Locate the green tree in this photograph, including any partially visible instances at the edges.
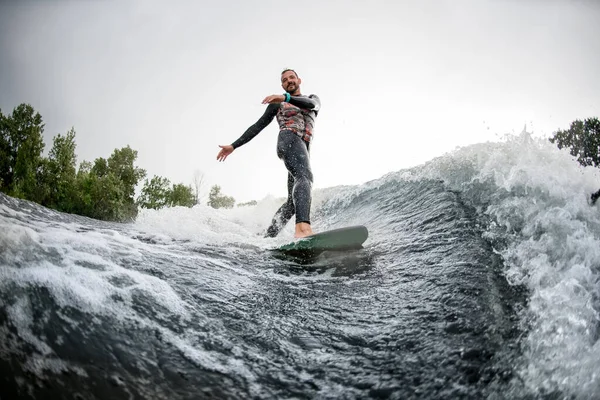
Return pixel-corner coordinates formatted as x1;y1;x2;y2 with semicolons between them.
137;175;171;210
550;117;600;167
237;200;257;207
73;160;94;215
75;146;146;222
92;157;109;178
0;103;153;222
33;158;53;207
75;166;135;222
207;185;235;209
138;177;196;210
0;104;45;200
87;173;125;221
46;127;77;211
169;183;195;208
107;146;146;201
0;110;9;190
94;146;146;221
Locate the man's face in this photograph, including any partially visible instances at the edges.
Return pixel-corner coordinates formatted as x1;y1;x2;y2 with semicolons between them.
281;71;301;94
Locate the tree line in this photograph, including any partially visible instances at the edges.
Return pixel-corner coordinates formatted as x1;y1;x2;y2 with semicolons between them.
549;117;600;167
549;116;600;203
0;103;246;222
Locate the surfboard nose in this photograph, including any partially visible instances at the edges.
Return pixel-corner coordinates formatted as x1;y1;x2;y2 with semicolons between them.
271;225;369;259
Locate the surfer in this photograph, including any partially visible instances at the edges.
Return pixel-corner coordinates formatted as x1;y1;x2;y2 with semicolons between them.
216;69;321;239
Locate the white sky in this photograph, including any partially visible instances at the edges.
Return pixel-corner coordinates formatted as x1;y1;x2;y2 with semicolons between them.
1;0;599;203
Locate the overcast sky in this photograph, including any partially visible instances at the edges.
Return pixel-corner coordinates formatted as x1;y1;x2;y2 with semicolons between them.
1;0;599;202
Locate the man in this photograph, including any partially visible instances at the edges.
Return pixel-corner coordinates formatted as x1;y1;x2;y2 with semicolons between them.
216;69;321;238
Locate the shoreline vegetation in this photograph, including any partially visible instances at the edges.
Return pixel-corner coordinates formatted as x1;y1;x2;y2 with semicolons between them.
0;103;244;222
1;103;597;222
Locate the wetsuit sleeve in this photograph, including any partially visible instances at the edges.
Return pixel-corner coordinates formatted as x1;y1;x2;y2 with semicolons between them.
289;94;321;113
231;103;279;149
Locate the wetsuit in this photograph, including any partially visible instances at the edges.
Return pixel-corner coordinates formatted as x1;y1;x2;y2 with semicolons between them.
231;94;321;237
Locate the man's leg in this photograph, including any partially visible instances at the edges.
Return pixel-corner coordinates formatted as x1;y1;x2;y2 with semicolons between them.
264;173;295;238
278;136;313;238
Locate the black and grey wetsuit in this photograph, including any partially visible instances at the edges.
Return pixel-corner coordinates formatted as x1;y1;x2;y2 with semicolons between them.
231;94;321;237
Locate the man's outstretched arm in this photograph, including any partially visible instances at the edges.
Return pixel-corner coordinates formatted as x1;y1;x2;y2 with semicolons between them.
217;103;278;162
232;103;279;149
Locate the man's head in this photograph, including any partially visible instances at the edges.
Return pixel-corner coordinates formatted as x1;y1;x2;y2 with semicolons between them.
281;69;301;95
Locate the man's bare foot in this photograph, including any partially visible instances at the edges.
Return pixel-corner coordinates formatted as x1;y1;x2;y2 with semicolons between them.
294;222;313;238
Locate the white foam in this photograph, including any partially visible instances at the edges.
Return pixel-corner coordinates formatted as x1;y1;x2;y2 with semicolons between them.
135;199;276;245
412;131;600;396
133;190;351;249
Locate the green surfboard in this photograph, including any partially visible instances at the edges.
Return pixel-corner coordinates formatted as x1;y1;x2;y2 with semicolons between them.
271;225;368;258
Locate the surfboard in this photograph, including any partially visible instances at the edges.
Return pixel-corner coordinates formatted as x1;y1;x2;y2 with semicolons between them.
271;225;368;258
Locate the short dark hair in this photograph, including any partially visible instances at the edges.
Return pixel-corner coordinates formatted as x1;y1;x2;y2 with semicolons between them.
281;69;298;79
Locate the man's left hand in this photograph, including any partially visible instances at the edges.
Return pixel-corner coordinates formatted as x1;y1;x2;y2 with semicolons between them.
262;94;286;104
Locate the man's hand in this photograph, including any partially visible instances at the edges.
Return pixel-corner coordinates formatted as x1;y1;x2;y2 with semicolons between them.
262;94;286;104
217;145;234;162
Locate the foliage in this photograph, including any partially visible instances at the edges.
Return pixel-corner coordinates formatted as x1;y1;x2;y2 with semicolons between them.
0;104;45;201
0;103;213;220
169;183;196;208
107;146;146;201
550;117;600;167
138;176;171;210
71;151;145;221
237;200;257;207
92;157;109;178
207;185;235;209
75;170;126;221
0;110;8;189
76;147;146;221
46;128;77;211
137;176;196;210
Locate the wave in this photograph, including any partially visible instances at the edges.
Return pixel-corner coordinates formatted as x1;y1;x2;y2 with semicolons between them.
1;132;598;399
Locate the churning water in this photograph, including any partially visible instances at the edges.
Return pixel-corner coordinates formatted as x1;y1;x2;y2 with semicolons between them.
1;132;599;399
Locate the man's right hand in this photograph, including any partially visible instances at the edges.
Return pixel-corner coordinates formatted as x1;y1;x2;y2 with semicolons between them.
217;145;234;162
